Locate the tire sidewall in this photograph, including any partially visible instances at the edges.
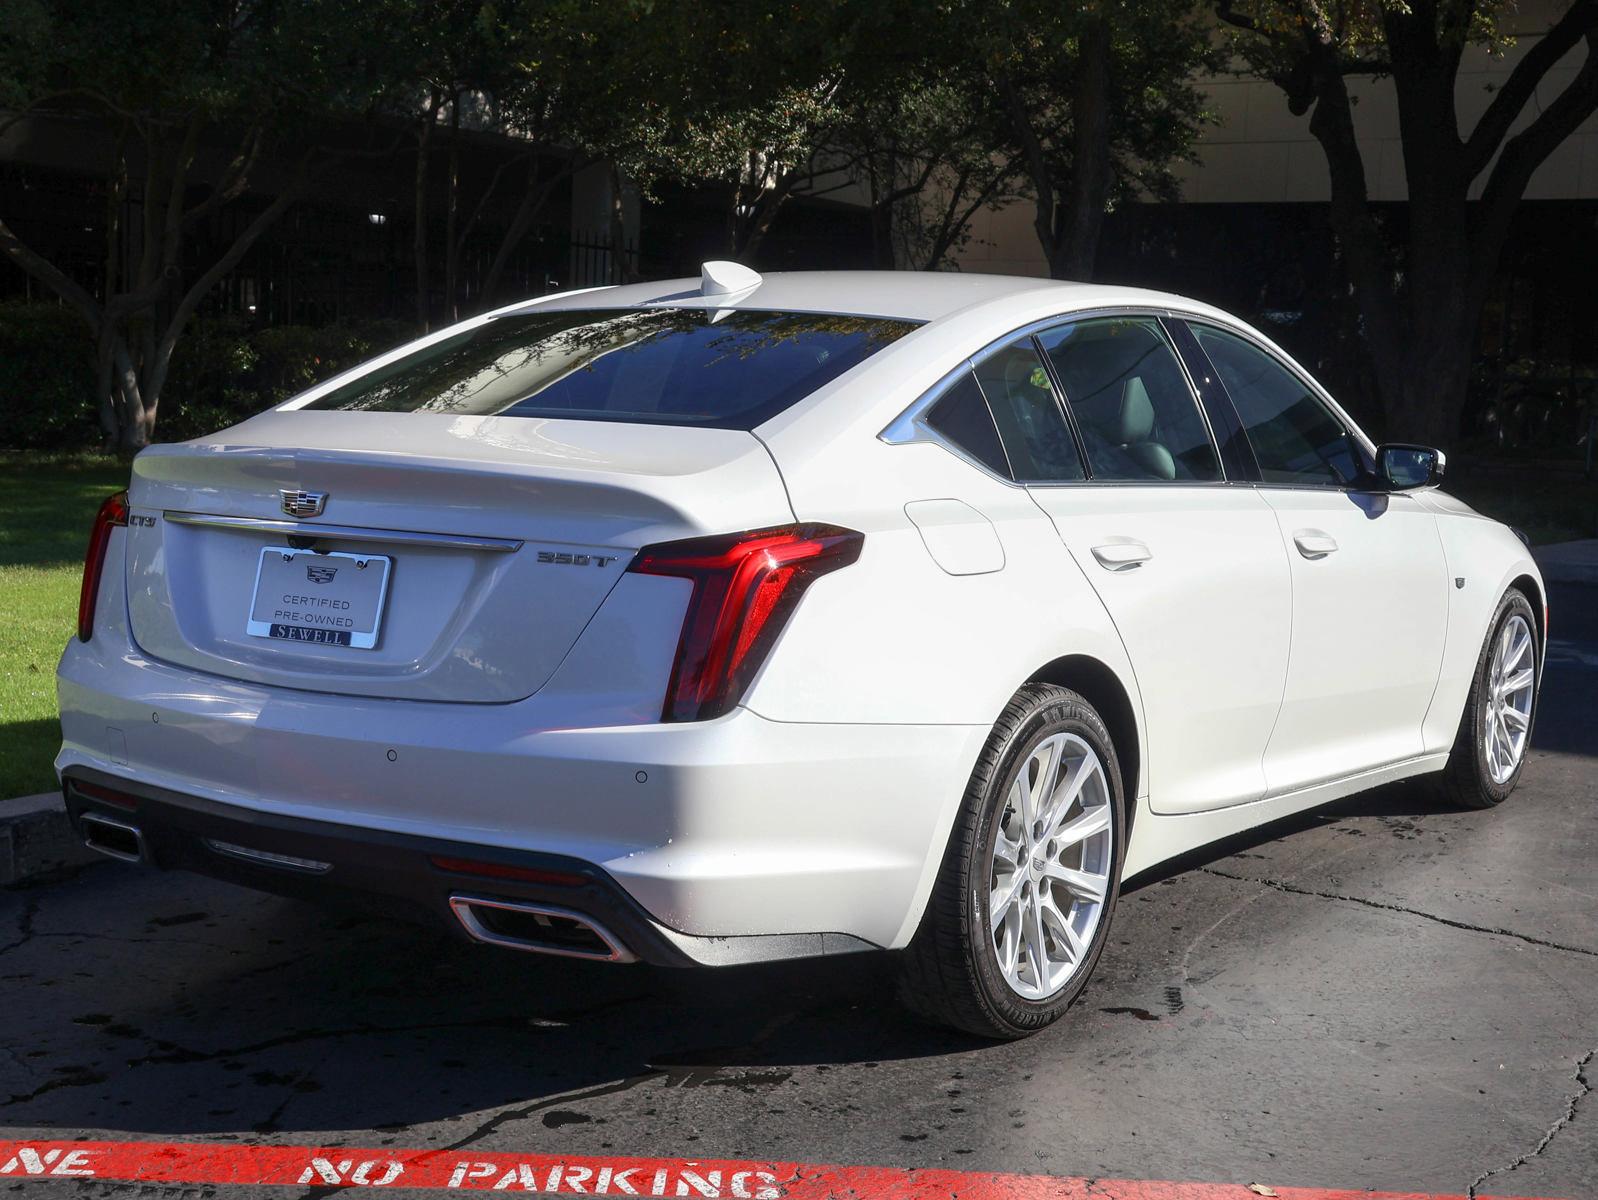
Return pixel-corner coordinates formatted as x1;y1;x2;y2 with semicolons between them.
965;692;1126;1034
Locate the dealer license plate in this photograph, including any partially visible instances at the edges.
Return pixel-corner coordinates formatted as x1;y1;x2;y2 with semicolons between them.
246;547;392;649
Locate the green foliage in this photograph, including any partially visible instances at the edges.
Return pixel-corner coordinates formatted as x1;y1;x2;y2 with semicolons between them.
969;0;1218;204
0;306;410;450
158;319;413;443
0;455;131;798
0;304;97;451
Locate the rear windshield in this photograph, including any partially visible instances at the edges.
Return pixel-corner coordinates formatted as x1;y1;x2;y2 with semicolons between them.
301;308;917;429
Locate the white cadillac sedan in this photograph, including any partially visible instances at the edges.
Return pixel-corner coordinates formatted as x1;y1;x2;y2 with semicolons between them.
58;266;1544;1038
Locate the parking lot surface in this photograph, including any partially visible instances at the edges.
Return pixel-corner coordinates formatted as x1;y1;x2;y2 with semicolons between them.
3;582;1594;1199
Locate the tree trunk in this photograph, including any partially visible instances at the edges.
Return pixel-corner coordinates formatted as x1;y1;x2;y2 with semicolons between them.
413;93;439;334
1055;11;1113;280
608;164;635;284
444;95;462;324
481;158;558;306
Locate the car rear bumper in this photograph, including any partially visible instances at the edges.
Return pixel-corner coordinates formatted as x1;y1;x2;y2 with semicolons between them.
57;637;987;956
61;767;880;967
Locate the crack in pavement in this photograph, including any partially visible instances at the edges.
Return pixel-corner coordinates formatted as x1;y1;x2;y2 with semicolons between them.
119;993;652;1069
0;897;42;958
1196;866;1598;958
0;997;653;1110
119;1015;530;1069
1468;1047;1594;1199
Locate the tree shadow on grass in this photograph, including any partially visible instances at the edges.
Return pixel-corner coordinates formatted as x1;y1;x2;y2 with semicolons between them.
0;716;61;799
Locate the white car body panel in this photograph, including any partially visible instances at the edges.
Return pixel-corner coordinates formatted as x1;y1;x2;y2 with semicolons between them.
1256;487;1449;794
57;270;1546;964
1027;484;1290;814
125;415;792;702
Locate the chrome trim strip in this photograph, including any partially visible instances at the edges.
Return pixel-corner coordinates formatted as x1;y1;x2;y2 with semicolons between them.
204;838;333;874
880;305;1188;449
448;894;636;963
882;305;1237;488
162;511;523;553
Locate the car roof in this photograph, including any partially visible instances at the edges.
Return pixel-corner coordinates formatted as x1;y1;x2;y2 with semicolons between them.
509;270;1237;328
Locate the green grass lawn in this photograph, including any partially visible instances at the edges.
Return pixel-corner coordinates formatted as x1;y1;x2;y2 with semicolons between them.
0;456;131;798
0;452;1591;801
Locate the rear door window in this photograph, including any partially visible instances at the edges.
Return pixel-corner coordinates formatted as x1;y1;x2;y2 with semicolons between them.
1038;317;1221;482
970;339;1086;482
302;308;917;430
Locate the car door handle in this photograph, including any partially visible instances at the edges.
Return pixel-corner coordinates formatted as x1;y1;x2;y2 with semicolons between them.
1293;529;1339;559
1091;541;1153;571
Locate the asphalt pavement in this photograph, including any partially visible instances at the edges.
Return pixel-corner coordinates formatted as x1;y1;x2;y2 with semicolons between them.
2;582;1594;1199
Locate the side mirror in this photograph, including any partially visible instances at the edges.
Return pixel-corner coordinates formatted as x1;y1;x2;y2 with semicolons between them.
1376;443;1446;490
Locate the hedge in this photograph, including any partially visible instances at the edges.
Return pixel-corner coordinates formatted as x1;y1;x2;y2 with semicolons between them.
0;303;412;451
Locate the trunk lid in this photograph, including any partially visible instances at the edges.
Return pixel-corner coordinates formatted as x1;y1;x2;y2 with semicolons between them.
125;410;793;703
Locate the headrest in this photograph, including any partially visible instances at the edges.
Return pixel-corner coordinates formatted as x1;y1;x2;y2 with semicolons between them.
1117;377;1156;442
1004;355;1046;393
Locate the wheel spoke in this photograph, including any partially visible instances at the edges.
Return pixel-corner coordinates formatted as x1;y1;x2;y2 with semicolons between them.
1493;716;1514;775
995;905;1020;976
1498;668;1534;699
1506;626;1532;671
1044;754;1097;836
1023;893;1049;987
1044;862;1108;903
989;872;1025;932
1039;891;1085;964
1030;737;1064;826
1052;803;1112;850
992;827;1023;871
1009;773;1034;846
1501;704;1529;733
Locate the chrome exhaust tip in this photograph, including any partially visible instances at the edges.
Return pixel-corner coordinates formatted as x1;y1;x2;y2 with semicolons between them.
79;811;147;864
448;894;635;962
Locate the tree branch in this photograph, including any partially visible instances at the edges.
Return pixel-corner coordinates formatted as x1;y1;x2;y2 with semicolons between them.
1471;29;1598;303
995;71;1057;261
0;214;103;329
182;124;265;230
1463;0;1598;180
145;167;311;413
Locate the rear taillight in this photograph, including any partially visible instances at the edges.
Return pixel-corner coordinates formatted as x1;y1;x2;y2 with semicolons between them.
78;490;128;642
629;524;864;722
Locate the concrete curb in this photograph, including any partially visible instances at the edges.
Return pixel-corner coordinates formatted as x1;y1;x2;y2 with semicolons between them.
0;790;96;887
1534;539;1598;585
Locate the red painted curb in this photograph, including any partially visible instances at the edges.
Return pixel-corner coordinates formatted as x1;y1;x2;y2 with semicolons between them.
0;1139;1558;1199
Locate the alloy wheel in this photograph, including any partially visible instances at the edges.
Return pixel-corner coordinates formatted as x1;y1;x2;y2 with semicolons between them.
1484;612;1536;785
986;731;1114;1001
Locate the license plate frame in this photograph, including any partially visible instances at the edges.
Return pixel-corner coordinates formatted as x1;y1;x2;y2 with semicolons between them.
246;547;393;649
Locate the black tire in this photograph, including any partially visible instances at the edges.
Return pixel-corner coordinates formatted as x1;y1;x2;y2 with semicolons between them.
1436;588;1540;810
897;683;1126;1039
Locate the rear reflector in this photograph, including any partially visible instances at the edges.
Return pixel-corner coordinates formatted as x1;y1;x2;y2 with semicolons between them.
78;490;129;642
628;524;864;722
428;856;587;887
70;779;140;811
